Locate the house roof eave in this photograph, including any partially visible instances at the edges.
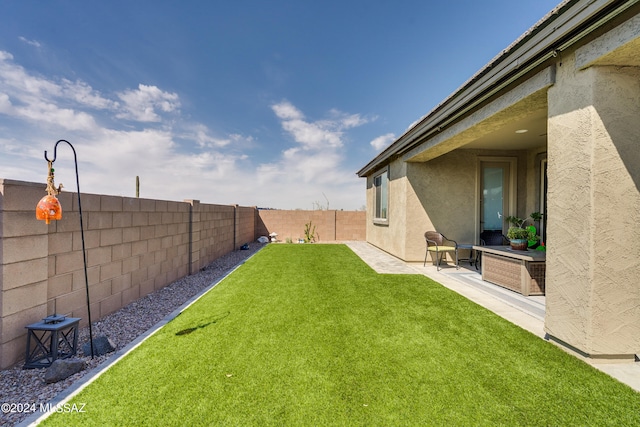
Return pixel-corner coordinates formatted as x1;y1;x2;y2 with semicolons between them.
357;0;636;178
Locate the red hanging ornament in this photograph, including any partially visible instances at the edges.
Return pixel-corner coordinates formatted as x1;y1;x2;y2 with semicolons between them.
36;194;62;224
36;162;63;224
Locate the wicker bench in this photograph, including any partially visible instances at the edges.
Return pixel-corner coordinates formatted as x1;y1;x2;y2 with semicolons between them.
472;246;545;296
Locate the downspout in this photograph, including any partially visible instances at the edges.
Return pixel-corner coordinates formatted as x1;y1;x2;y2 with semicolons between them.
188;203;193;275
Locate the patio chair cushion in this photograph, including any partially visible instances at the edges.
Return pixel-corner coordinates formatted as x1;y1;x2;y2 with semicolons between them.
427;246;456;251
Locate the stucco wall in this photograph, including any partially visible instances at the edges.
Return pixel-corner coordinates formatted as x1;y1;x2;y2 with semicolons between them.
546;52;640;357
365;160;409;259
365;148;540;263
406;151;478;261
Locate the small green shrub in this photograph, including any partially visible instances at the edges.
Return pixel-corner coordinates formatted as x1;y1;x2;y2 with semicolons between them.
304;221;317;243
507;227;535;240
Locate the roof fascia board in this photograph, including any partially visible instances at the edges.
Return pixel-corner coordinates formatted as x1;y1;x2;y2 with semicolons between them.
401;67;555;164
422;0;613;126
575;6;640;67
357;0;630;177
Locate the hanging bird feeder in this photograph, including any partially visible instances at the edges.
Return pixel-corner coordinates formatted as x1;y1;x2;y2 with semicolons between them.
36;161;63;224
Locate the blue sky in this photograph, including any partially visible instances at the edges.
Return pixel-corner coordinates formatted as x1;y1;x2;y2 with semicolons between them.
0;0;560;209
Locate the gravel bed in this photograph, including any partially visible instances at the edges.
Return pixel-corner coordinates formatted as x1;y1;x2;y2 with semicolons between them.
0;242;265;426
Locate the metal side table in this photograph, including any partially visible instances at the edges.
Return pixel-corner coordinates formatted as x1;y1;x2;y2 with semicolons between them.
24;316;81;369
457;244;475;267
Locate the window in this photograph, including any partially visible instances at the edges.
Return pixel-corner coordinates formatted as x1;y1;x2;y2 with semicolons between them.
373;169;388;222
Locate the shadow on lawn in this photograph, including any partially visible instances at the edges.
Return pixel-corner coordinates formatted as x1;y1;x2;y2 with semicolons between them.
175;311;230;336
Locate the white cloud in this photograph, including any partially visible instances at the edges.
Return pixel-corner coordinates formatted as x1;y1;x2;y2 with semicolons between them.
16;100;97;131
272;100;372;152
370;133;395;151
18;36;41;48
282;148;343;183
406;117;422;131
282;118;343;149
0;52;366;210
328;108;369;129
273;101;338;150
0;51;60;98
0;93;11;112
61;79;118;110
0;51;101;130
256;100;367;208
272;101;304;120
183;123;231;148
116;84;180;122
47;127;250;203
0;49;251;203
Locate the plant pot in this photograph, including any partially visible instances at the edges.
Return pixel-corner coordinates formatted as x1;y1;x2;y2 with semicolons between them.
510;239;528;251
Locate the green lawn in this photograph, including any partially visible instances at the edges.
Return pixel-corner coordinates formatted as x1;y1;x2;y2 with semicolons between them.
43;244;639;426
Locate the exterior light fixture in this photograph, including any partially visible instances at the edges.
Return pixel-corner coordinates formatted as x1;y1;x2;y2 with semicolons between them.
37;140;94;358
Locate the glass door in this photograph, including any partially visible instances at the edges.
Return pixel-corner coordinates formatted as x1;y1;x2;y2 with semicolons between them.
480;162;511;234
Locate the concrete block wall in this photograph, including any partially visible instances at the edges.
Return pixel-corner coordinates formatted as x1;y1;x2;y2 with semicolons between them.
236;206;258;249
48;193;192;325
0;180;49;371
0;180;257;368
190;201;235;272
0;179;365;368
257;210;365;242
335;211;367;241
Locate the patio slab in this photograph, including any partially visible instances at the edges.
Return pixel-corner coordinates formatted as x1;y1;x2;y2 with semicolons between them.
346;241;418;274
346;241;640;393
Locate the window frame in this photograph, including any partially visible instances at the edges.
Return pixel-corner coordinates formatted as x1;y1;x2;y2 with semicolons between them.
373;168;389;225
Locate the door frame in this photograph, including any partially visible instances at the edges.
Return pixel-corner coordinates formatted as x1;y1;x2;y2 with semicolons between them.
539;157;548;243
476;156;517;241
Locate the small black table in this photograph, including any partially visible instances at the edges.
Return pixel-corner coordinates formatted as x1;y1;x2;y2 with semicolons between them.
24;317;81;369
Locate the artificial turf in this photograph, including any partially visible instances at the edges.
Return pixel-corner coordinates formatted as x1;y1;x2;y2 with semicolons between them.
43;244;640;426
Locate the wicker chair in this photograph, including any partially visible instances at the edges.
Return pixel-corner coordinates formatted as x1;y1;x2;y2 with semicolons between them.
424;231;459;270
475;230;509;270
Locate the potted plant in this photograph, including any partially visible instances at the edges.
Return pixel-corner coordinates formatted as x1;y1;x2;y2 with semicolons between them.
505;213;539;251
528;212;543;249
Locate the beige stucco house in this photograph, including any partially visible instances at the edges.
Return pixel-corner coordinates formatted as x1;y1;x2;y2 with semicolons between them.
357;0;639;361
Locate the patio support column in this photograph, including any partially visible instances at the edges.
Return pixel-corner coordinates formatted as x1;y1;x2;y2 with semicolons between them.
545;60;640;360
